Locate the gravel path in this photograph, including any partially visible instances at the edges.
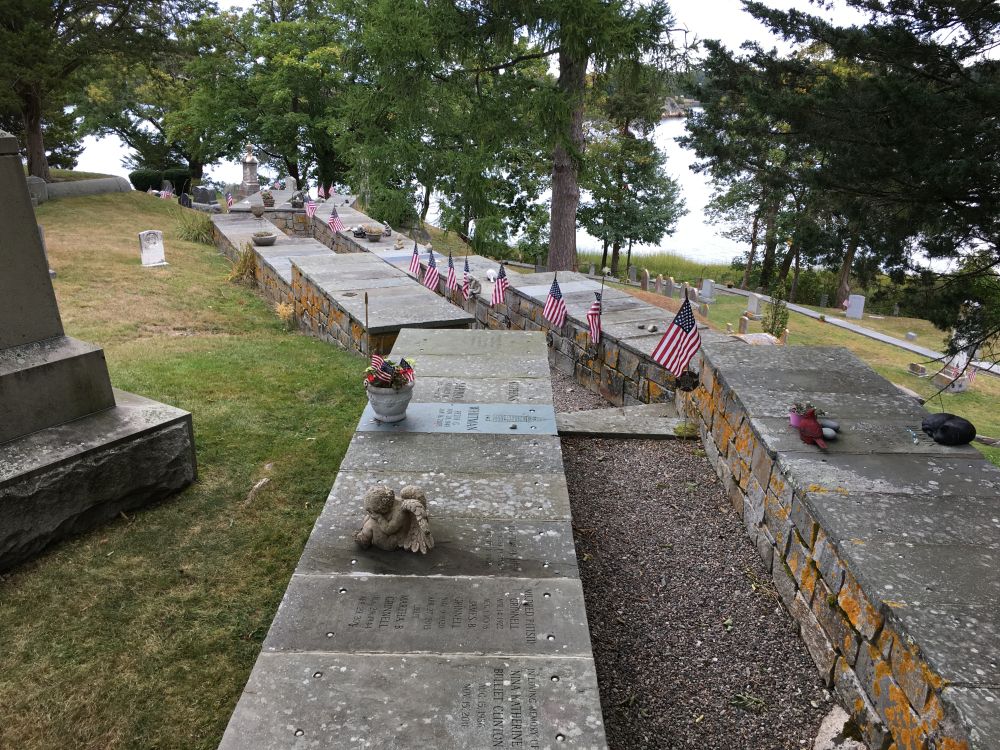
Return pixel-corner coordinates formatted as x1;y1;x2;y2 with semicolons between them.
552;368;834;750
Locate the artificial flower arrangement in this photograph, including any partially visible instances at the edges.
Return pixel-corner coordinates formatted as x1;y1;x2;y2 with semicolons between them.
364;356;415;390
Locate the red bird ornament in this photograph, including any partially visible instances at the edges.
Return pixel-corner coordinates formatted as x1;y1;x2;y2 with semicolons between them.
797;408;828;450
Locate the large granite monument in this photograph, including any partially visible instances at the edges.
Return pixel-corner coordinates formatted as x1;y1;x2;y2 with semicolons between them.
0;130;196;571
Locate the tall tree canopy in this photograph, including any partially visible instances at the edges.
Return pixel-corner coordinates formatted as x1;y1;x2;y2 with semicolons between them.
686;0;1000;357
0;0;209;180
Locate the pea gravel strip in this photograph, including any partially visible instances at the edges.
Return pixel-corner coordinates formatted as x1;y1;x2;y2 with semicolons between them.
550;369;836;749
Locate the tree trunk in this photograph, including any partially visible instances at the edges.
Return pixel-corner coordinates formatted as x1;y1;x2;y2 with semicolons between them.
188;160;204;180
610;240;621;276
776;241;796;285
789;250;801;302
600;239;609;269
741;209;761;290
758;200;781;290
547;48;588;271
420;183;432;222
625;239;633;272
835;229;859;308
22;88;51;182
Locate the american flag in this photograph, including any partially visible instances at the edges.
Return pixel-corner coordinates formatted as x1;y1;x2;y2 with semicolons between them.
462;257;472;300
370;353;394;383
542;275;567;328
586;292;602;344
491;263;508;307
328;207;345;232
408;241;421;277
424;249;440;290
651;297;702;376
967;366;978;384
161;189;172;200
225;192;234;208
317;184;326;199
305;200;317;219
446;251;458;291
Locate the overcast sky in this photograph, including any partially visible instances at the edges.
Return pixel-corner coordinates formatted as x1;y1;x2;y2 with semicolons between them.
75;0;868;181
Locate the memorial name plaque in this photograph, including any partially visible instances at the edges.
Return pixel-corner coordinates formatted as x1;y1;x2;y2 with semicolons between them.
358;402;558;435
262;575;592;656
418;377;553;405
218;653;607;750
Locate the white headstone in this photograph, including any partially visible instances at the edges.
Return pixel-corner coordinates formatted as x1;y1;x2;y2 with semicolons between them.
285;176;297;191
746;293;762;318
700;278;715;302
628;265;637;283
588;263;595;276
665;277;675;297
738;315;750;335
138;230;168;267
845;294;865;319
640;269;649;291
905;331;917;341
654;274;663;294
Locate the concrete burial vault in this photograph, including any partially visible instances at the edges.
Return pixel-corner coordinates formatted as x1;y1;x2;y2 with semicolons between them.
0;131;196;571
219;329;608;749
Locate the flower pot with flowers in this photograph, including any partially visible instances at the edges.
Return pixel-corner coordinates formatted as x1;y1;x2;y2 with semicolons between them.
365;355;416;422
789;401;825;427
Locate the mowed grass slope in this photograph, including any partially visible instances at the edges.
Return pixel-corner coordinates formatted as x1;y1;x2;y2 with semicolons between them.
0;192;367;749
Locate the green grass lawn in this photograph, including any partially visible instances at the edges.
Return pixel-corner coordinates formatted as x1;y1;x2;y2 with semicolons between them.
0;192;367;750
705;292;1000;465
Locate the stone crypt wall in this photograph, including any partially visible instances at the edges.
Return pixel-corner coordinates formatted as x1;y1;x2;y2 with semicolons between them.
673;342;998;750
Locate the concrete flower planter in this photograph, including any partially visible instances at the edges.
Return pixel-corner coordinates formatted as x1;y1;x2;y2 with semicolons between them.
366;381;414;422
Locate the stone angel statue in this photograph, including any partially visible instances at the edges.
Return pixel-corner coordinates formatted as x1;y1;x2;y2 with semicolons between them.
355;485;434;554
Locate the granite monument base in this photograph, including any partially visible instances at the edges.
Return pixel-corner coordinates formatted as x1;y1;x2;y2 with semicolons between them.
0;389;196;571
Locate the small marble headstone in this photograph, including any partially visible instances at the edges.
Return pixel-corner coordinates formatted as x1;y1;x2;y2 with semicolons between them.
698;302;709;317
726;322;733;334
905;331;917;341
665;277;675;297
138;230;168;267
178;192;192;208
845;294;865;320
588;263;595;276
738;315;750;334
655;274;663;294
640;269;649;291
628;265;637;284
700;278;715;302
746;293;762;319
160;179;174;194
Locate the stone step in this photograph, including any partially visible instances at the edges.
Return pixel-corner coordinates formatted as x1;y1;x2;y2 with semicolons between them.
555;403;694;439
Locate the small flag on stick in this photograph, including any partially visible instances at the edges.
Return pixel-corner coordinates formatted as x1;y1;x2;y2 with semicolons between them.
423;249;440;290
225;192;234;208
586;292;603;344
328;207;345;232
651;294;702;376
408;241;422;278
542;274;567;328
305;200;317;219
462;257;472;300
317;184;326;199
491;263;508;307
446;251;458;292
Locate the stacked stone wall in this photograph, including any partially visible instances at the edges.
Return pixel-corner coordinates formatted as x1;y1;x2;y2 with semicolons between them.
673;349;977;750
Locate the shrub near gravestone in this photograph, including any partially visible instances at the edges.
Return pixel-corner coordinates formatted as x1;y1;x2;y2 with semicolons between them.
128;169;162;192
762;281;790;338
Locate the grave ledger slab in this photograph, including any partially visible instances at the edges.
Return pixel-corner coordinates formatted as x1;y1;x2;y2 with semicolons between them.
218;329;606;748
0;129;196;571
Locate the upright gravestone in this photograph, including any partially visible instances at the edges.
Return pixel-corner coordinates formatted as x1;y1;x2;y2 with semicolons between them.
700;278;715;303
698;302;709;317
138;230;168;267
0;129;195;571
819;293;829;308
665;276;675;297
285;176;297;192
640;269;649;291
192;186;216;205
845;294;865;320
738;315;750;334
161;179;174;195
628;265;637;284
238;144;260;199
746;293;762;320
655;274;663;294
588;263;596;276
178;193;192;209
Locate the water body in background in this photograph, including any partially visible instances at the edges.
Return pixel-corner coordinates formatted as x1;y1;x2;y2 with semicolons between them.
76;113;743;267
